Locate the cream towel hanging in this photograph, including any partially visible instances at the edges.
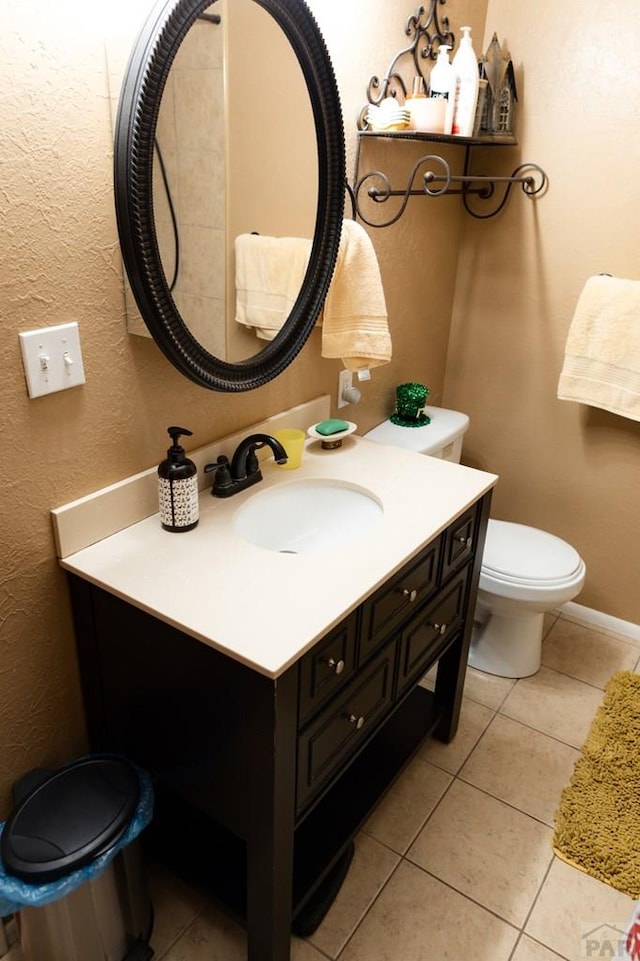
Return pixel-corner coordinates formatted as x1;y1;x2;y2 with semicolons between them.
235;233;311;341
321;219;392;373
557;274;640;421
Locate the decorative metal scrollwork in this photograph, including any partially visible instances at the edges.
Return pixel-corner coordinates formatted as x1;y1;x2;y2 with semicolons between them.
354;155;452;228
365;0;454;106
461;162;548;219
352;151;548;225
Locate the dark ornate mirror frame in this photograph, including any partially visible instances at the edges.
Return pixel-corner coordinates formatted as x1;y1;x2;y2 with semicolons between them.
114;0;345;392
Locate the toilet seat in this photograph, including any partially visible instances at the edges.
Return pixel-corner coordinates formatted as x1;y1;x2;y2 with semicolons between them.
480;520;585;601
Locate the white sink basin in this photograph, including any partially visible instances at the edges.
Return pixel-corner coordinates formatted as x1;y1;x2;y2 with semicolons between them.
234;479;384;553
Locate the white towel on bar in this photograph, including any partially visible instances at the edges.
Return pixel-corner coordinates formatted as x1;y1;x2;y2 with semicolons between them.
557;274;640;421
321;219;392;373
235;233;311;341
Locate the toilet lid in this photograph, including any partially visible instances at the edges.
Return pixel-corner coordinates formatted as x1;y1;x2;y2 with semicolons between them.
482;519;583;584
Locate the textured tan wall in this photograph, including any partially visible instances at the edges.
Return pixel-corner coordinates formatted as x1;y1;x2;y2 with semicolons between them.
0;0;480;814
444;0;640;622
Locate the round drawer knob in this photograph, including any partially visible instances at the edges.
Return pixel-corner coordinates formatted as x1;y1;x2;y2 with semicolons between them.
327;657;345;675
401;588;418;602
348;714;365;730
457;535;472;548
432;623;447;636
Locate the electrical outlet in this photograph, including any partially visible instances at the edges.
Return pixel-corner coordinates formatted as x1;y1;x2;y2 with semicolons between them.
19;322;86;399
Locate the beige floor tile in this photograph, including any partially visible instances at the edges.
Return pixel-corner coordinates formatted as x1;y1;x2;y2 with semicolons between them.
1;945;22;961
499;667;604;749
307;834;399;958
148;859;206;958
526;857;635;961
362;755;452;853
459;714;581;825
339;859;519;961
543;612;560;638
292;941;331;961
542;619;639;688
418;696;495;773
512;934;569;960
418;664;437;690
463;665;517;710
160;900;246;961
407;780;553;927
159;899;325;961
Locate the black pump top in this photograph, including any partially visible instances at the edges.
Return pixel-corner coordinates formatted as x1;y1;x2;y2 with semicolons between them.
167;425;193;462
1;756;139;884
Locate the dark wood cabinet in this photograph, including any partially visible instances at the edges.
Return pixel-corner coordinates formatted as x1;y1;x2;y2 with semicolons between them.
298;612;359;725
297;641;397;810
68;490;491;961
359;536;441;662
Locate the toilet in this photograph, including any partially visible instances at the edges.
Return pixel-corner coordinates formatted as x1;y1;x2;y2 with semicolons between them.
364;408;586;678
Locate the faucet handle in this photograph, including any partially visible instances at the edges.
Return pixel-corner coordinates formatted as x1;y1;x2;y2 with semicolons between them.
244;448;260;476
204;455;233;496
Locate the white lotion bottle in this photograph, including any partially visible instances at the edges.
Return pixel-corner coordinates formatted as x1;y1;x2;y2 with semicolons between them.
429;45;455;135
451;26;480;137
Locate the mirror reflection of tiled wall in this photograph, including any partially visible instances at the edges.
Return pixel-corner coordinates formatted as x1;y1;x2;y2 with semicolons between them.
154;4;227;357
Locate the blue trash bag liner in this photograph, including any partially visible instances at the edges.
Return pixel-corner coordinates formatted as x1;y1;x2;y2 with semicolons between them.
0;763;153;918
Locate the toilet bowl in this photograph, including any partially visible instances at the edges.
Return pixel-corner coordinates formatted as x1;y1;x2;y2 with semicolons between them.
470;519;585;677
364;408;586;678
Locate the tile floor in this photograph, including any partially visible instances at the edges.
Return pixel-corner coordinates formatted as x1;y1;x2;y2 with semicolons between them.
6;613;640;961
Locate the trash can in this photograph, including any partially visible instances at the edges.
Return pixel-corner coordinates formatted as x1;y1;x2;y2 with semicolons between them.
0;755;154;961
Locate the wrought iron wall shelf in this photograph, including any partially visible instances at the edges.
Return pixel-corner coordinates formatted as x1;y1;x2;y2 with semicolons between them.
352;130;548;226
349;0;548;226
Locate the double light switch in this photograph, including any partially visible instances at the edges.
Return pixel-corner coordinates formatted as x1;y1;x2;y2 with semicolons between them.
19;322;86;399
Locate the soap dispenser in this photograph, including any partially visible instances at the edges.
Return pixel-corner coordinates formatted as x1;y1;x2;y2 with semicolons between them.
451;26;480;137
429;45;455;134
158;426;199;532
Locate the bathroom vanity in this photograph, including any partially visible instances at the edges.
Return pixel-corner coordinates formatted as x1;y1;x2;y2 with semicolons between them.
53;416;496;961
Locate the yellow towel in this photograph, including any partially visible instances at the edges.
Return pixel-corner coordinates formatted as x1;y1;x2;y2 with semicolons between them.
235;233;311;341
557;274;640;421
321;220;392;373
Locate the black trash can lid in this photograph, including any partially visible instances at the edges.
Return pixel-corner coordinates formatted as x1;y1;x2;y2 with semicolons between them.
1;756;139;884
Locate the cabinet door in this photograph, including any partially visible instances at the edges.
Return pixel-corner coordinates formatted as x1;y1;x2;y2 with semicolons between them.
397;568;469;694
296;642;397;811
359;539;440;664
441;505;477;581
298;611;359;726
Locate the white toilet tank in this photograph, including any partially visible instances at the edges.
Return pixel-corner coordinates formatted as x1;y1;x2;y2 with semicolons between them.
364;407;469;463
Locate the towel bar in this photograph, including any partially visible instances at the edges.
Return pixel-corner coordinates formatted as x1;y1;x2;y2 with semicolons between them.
352;152;548;227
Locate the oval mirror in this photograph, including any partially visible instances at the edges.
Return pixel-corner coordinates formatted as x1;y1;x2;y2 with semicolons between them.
115;0;345;392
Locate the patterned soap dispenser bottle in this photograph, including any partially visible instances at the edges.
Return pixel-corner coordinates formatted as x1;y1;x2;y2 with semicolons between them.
158;426;199;532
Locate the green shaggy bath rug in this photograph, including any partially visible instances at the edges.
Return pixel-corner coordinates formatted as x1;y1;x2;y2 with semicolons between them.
553;670;640;898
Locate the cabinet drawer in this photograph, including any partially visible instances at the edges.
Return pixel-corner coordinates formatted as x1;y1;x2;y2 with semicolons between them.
297;642;396;810
298;612;358;726
441;505;477;581
398;569;468;693
360;539;441;664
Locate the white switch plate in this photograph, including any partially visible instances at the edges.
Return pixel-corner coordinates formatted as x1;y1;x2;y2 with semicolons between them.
19;322;86;399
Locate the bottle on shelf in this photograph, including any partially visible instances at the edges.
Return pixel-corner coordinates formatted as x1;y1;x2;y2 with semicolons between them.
428;44;455;135
451;25;480;137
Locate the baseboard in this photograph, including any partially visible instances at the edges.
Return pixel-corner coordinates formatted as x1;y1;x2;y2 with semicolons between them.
558;602;640;645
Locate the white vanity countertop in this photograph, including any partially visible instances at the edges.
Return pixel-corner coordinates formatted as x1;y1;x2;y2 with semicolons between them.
59;436;497;678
